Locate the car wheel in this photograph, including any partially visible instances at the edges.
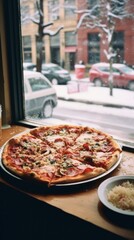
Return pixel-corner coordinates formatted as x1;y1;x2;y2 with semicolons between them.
41;101;53;118
51;78;58;85
94;78;102;87
128;81;134;91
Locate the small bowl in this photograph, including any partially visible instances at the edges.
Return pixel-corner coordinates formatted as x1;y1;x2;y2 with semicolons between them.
98;175;134;216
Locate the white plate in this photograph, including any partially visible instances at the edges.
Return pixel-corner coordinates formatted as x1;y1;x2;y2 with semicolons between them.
98;176;134;216
0;153;122;187
0;133;122;187
55;154;122;186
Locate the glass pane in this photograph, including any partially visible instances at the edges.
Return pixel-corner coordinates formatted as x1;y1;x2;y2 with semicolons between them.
64;0;76;17
65;31;77;46
48;0;60;21
20;0;134;146
88;33;100;63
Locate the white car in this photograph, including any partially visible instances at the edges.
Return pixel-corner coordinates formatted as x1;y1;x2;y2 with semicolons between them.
23;62;36;71
24;71;58;118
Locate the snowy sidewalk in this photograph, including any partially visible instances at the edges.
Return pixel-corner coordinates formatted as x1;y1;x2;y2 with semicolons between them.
54;81;134;109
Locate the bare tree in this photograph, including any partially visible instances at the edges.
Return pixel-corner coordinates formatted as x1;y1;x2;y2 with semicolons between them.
75;0;133;96
21;0;63;72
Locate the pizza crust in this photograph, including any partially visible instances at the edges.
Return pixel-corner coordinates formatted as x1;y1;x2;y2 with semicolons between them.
1;125;122;186
50;167;106;185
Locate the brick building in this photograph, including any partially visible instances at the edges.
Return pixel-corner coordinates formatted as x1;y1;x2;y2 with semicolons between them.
76;0;134;68
21;0;134;70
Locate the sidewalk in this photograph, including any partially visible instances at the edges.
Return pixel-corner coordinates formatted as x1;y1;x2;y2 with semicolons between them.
54;77;134;109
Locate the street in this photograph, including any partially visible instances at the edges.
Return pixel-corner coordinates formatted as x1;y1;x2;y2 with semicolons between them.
53;99;134;144
28;82;134;146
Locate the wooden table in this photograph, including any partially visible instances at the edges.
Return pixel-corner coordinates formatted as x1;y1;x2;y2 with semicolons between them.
0;126;134;240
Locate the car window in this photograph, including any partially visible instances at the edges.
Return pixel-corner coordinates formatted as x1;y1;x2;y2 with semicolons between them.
28;77;51;91
52;66;62;71
23;63;36;70
112;68;120;74
27;65;36;70
42;66;49;71
98;66;110;72
119;65;134;74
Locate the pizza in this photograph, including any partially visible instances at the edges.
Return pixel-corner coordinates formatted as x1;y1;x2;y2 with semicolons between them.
1;125;122;186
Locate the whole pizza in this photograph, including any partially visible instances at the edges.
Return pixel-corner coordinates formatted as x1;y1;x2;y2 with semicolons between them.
1;125;122;186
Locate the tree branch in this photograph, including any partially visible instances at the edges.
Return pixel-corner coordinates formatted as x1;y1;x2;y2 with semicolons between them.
43;26;64;37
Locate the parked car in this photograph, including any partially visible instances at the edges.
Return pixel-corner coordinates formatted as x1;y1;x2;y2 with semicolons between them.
24;71;58;118
41;63;71;85
89;62;134;90
23;62;36;71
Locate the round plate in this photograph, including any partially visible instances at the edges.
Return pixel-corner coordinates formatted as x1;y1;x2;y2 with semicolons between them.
98;176;134;216
55;154;122;186
0;135;122;187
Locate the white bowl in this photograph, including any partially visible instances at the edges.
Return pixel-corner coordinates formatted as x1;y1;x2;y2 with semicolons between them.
98;176;134;216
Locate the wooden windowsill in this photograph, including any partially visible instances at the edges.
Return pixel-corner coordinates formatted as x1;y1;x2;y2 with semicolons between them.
0;125;134;240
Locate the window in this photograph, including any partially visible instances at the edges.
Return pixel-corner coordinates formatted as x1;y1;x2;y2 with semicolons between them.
50;34;60;64
65;31;77;46
87;0;98;8
24;83;28;93
111;0;126;15
22;36;32;62
113;32;124;63
88;33;100;63
20;4;30;23
87;0;99;15
1;0;134;148
48;0;59;21
99;66;110;72
28;77;50;91
64;0;76;18
36;36;46;63
112;68;120;74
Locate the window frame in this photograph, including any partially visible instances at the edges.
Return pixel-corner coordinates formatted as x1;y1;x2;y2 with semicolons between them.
3;0;25;123
1;0;134;151
65;31;77;46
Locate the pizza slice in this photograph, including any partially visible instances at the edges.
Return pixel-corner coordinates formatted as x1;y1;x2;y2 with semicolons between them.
30;125;82;146
68;127;122;171
49;157;105;185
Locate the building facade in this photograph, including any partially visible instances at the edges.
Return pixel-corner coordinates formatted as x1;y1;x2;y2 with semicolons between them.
76;0;134;68
21;0;134;70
